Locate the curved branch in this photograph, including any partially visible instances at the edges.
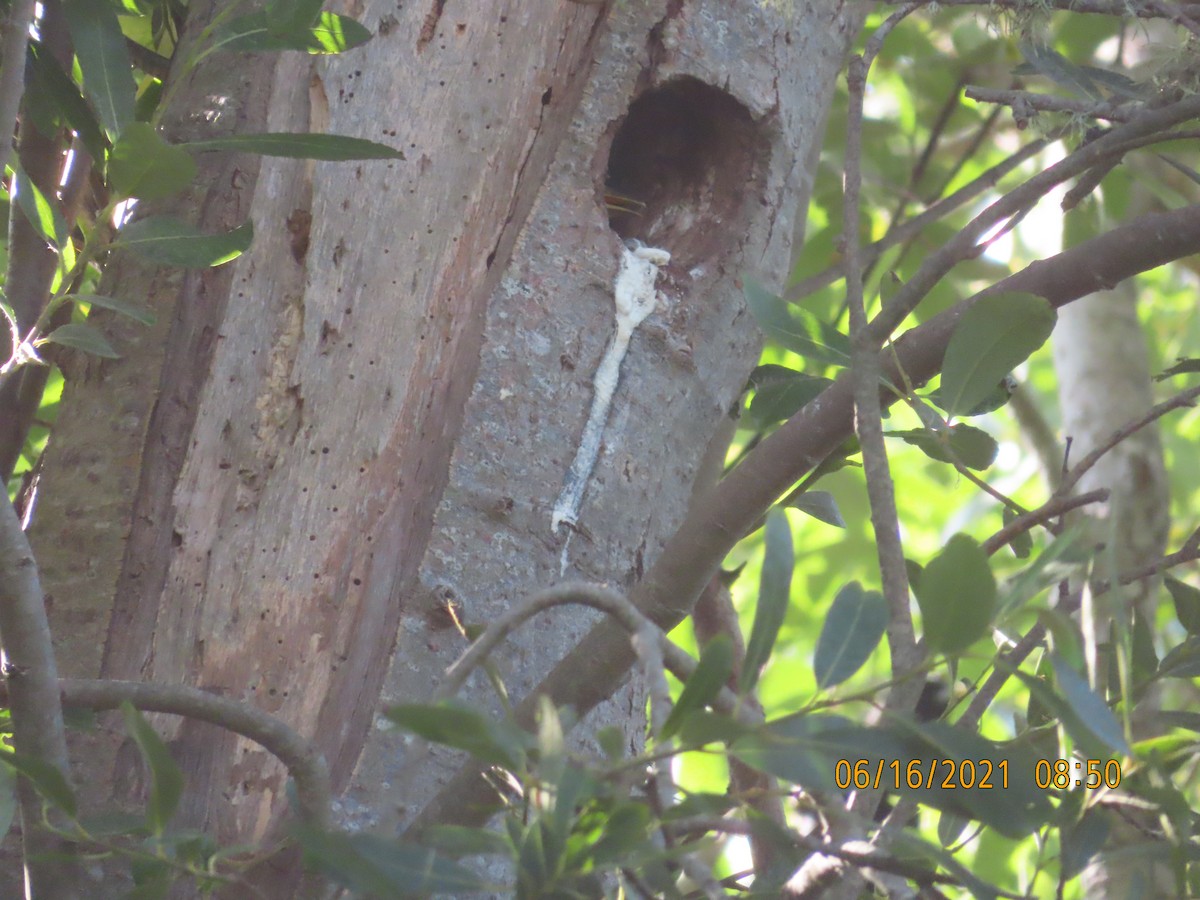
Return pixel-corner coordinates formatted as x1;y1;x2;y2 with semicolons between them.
0;678;333;830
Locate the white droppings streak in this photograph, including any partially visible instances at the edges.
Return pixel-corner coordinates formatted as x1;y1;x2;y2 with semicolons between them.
551;240;670;543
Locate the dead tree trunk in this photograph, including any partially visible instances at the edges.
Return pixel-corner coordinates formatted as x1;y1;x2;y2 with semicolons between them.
25;0;857;894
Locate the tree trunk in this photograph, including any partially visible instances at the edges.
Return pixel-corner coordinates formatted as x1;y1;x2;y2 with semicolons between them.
24;0;857;895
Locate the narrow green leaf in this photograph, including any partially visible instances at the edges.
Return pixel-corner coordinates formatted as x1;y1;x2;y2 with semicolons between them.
184;132;404;161
1002;506;1032;559
1062;810;1111;879
1165;576;1200;635
914;534;996;655
740;509;793;693
28;41;108;161
0;749;77;816
211;11;371;54
743;279;851;368
15;169;69;249
660;635;734;740
121;702;183;835
63;0;136;137
420;825;512;858
114;217;253;268
732;715;867;792
746;369;831;427
787;490;845;528
887;424;998;470
266;0;324;33
940;292;1056;417
40;322;120;358
294;827;491;895
1155;357;1200;381
814;582;887;689
1050;655;1131;755
1131;608;1158;684
384;702;527;770
109;123;198;201
1158;637;1200;679
997;529;1087;617
63;293;156;325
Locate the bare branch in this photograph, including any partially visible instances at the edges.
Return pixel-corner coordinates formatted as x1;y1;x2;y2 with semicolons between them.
965;85;1141;123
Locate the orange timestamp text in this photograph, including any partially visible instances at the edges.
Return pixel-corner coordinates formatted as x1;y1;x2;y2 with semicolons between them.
834;758;1009;791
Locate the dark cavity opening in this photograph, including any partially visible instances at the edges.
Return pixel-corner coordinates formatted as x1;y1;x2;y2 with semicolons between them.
605;76;765;269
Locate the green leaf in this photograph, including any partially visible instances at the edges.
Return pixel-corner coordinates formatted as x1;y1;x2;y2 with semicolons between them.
63;293;156;325
745;368;831;427
295;827;491;896
940;292;1056;418
15;169;69;249
0;749;77;816
675;710;753;747
63;0;136;137
883;720;1055;838
40;322;120;358
929;373;1017;417
914;534;996;655
887;423;998;470
786;490;845;528
744;279;851;368
1050;655;1131;755
384;702;528;770
740;509;793;693
120;702;183;835
1165;576;1200;635
266;0;324;33
114;217;253;267
814;582;887;689
28;40;108;161
184;131;404;161
211;11;372;54
0;762;16;841
1156;356;1200;381
1002;506;1032;559
1062;810;1110;880
109;123;198;201
997;528;1087;617
660;635;734;740
421;825;512;857
732;715;867;792
1158;637;1200;679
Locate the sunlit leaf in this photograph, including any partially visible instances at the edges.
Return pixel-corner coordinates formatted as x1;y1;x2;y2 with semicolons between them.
940;292;1056;418
814;582;886;689
109;123;198;201
211;11;371;54
14;169;68;250
27;40;108;160
114;217;253;267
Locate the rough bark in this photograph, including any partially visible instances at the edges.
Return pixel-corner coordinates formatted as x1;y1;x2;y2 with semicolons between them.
24;0;856;895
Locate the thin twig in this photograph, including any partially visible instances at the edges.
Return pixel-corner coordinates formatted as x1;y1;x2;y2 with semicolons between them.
965;85;1142;123
1058;383;1200;497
